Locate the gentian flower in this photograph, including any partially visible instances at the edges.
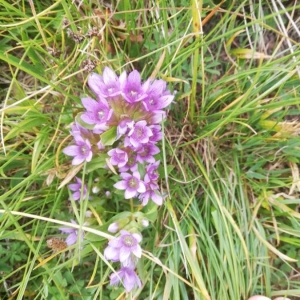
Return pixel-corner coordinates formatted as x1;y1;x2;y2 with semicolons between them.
63;135;93;165
126;120;153;148
142;79;174;111
110;267;142;292
70;122;93;140
68;177;88;201
117;119;134;139
136;143;160;163
139;186;163;206
88;67;123;98
107;148;128;168
81;97;112;131
59;219;84;246
114;171;146;199
104;230;142;267
144;160;160;182
149;125;162;143
122;70;147;103
119;149;138;172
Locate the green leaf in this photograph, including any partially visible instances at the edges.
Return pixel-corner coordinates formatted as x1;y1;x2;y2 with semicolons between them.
100;126;117;146
4;116;47;141
86;154;107;173
0;52;44;77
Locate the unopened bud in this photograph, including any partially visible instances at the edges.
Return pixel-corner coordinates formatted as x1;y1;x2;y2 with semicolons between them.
141;219;149;228
92;186;100;194
108;222;119;233
85;210;92;218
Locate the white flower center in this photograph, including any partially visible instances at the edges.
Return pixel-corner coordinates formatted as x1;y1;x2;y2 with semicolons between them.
130;90;137;96
129;178;138;188
98;110;104;119
135;127;143;138
123;235;135;247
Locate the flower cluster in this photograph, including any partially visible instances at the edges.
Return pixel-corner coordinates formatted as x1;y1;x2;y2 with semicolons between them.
62;67;173;292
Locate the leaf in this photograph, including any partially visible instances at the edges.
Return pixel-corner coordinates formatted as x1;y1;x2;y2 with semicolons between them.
230;48;271;59
31;129;50;172
85;154;108;173
4;117;47;141
100;126;117;146
0;52;44;77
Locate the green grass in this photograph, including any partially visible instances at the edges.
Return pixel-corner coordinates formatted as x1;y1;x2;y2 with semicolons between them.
1;0;300;299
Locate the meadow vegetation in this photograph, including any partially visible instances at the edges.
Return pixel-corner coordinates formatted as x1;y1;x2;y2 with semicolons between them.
0;0;300;299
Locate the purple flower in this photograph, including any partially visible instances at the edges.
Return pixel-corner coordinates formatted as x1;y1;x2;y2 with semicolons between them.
59;220;83;246
149;125;162;143
68;177;87;201
119;149;138;172
122;70;147;103
81;97;113;131
114;171;146;199
142;79;174;111
88;68;123;98
63;136;93;165
107;148;128;168
126;120;153;148
136;143;160;163
144;160;160;182
139;186;163;206
70;122;93;140
117;119;134;139
110;267;142;292
104;230;142;267
108;222;119;233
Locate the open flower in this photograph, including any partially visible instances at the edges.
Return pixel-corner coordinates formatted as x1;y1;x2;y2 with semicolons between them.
126;120;153;148
136;143;160;163
107;148;128;168
144;160;160;182
81;97;113;131
63;135;93;165
139;184;163;206
110;267;142;292
88;67;123;98
142;79;174;111
114;171;146;199
104;230;142;267
121;70;147;103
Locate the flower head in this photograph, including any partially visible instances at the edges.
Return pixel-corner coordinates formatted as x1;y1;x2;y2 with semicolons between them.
68;177;88;201
63;136;93;165
110;267;142;292
104;230;142;267
114;171;146;199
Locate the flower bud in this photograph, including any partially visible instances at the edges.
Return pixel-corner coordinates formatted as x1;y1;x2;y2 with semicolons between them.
108;222;119;233
141;219;149;228
92;186;100;194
